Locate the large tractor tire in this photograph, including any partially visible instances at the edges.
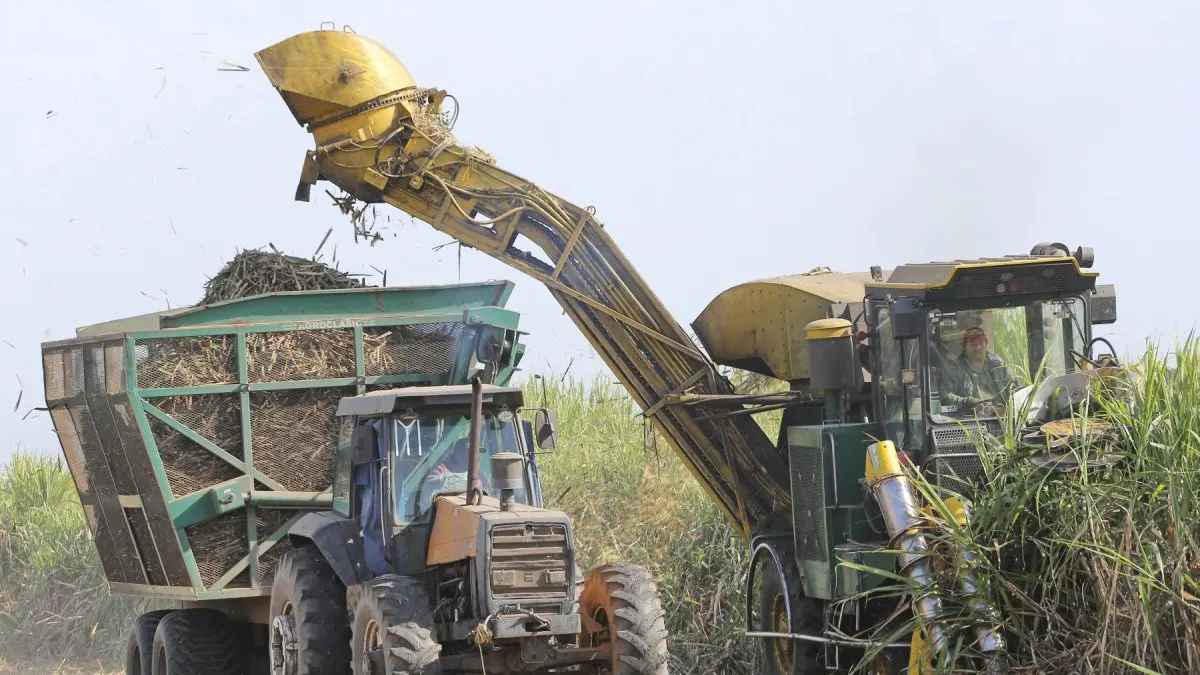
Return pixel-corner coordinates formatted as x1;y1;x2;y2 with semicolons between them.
269;544;352;675
578;563;670;675
125;609;173;675
151;608;243;675
351;575;441;675
755;558;824;674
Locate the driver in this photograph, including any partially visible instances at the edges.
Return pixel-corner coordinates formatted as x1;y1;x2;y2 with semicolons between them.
941;327;1016;414
417;436;494;514
425;437;471;495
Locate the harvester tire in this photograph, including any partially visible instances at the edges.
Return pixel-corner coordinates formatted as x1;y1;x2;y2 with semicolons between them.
351;575;441;675
578;563;670;675
125;609;173;675
151;608;243;675
756;558;823;674
270;544;352;674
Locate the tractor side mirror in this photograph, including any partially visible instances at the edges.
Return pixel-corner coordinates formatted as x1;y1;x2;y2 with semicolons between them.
533;408;558;450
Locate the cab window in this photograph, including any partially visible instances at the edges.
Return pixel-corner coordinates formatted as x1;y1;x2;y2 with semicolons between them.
390;407;530;525
875;307;925;451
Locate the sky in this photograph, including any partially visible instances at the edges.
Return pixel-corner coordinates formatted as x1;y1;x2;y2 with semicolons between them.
3;1;1199;460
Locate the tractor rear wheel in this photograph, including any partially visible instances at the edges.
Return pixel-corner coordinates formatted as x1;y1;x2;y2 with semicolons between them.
151;608;243;675
578;563;670;675
351;575;441;675
269;544;352;674
126;609;173;675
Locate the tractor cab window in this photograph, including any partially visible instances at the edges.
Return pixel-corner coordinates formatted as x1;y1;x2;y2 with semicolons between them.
928;296;1087;420
874;307;926;452
389;407;529;525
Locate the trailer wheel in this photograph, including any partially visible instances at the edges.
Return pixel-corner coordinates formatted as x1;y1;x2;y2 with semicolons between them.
755;558;823;674
151;608;242;675
351;575;441;675
269;544;352;675
578;563;670;675
125;609;173;675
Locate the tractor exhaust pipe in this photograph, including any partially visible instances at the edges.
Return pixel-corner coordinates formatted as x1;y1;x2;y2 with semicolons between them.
864;441;952;658
466;376;484;504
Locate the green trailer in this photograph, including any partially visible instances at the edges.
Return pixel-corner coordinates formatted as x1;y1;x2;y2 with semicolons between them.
44;278;673;675
40;280;525;604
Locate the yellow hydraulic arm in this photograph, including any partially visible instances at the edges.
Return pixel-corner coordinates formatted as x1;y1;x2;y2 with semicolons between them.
255;29;790;538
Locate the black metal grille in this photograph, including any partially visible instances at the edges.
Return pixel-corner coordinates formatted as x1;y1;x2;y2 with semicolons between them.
104;343;126;395
43;350;66;402
489;522;570;601
952;268;1066;298
791;443;828;561
153;394;244;460
246;329;357;382
257;508;301;585
364;323;463;376
249;388;347;492
185;511;249;589
64;348;85;399
148;409;242;498
926;421;1001;496
135;335;238;389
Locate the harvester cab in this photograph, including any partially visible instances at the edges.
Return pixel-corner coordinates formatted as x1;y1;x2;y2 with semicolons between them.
861;243;1119;488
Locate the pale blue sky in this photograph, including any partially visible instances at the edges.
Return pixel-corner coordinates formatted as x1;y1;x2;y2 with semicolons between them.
3;2;1198;459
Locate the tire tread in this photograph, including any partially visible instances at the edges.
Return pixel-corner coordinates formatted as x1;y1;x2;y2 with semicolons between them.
152;608;242;674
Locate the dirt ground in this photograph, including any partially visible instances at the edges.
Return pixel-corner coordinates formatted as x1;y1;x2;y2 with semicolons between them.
0;663;116;675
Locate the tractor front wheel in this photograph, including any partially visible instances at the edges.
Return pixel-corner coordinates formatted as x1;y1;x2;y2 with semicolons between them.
351;575;441;675
578;563;670;675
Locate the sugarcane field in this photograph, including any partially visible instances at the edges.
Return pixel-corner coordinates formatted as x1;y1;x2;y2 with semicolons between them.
5;4;1200;675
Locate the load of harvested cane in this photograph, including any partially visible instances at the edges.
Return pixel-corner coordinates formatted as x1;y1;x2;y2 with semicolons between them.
200;247;367;305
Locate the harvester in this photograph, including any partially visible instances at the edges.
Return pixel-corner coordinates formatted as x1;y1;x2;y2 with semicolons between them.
41;281;670;674
254;27;1123;673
